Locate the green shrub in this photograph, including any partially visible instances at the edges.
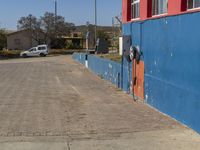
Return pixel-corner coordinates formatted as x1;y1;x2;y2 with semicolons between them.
0;50;22;58
98;53;122;63
49;49;85;55
0;30;7;50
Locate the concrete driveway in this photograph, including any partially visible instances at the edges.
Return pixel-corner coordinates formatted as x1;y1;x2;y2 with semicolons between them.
0;56;199;150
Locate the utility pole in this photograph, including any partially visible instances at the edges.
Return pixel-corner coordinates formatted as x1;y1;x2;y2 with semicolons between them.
29;15;33;47
94;0;97;48
86;21;90;53
112;17;114;51
55;0;57;24
54;0;58;47
54;0;58;38
85;22;90;68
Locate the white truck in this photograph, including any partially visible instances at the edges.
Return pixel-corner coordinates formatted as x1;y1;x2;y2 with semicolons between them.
20;45;49;58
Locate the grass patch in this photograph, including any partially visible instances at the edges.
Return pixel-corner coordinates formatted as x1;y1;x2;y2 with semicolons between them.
0;50;22;58
98;53;122;63
49;49;86;55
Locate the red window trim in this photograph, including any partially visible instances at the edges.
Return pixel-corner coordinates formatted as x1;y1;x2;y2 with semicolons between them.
122;0;200;24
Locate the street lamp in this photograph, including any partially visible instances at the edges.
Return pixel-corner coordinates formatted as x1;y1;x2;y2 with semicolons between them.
94;0;97;47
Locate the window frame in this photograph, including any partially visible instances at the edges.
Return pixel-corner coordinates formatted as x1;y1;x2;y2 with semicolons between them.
187;0;200;10
131;0;140;20
29;48;37;52
38;46;46;50
152;0;168;16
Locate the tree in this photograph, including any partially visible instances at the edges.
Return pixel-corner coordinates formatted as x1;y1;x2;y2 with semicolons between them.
40;12;75;48
0;29;7;50
18;14;38;30
97;30;110;40
17;12;76;48
17;14;43;45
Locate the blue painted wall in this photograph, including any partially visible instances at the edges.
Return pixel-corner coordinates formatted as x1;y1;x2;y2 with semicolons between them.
72;53;132;93
72;53;86;65
123;12;200;133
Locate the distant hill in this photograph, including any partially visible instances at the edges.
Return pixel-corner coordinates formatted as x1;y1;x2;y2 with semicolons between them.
5;30;16;34
75;25;117;33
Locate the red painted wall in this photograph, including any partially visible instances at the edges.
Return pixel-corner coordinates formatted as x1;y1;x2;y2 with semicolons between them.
122;0;200;24
140;0;152;20
168;0;187;15
122;0;128;23
122;0;131;23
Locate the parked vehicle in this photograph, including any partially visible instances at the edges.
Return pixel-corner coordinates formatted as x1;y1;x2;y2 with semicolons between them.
20;45;49;58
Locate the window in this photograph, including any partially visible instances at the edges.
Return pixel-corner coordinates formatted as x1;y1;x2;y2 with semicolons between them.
187;0;200;9
131;0;140;19
29;48;36;51
73;33;78;37
152;0;168;15
38;46;46;50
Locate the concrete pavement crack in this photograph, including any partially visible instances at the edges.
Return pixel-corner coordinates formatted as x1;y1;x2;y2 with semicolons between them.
67;142;71;150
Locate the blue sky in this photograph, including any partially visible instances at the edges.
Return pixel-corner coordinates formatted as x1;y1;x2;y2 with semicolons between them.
0;0;122;30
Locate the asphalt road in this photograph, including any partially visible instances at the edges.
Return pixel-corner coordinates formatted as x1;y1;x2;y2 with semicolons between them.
0;56;199;150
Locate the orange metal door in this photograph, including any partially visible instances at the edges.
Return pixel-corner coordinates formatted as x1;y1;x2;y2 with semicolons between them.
132;60;144;100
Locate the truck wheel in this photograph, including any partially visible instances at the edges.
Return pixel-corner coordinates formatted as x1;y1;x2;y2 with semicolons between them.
22;54;27;58
40;53;45;57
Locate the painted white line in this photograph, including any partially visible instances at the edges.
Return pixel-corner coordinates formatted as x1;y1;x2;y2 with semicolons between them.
71;86;81;95
55;76;61;85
